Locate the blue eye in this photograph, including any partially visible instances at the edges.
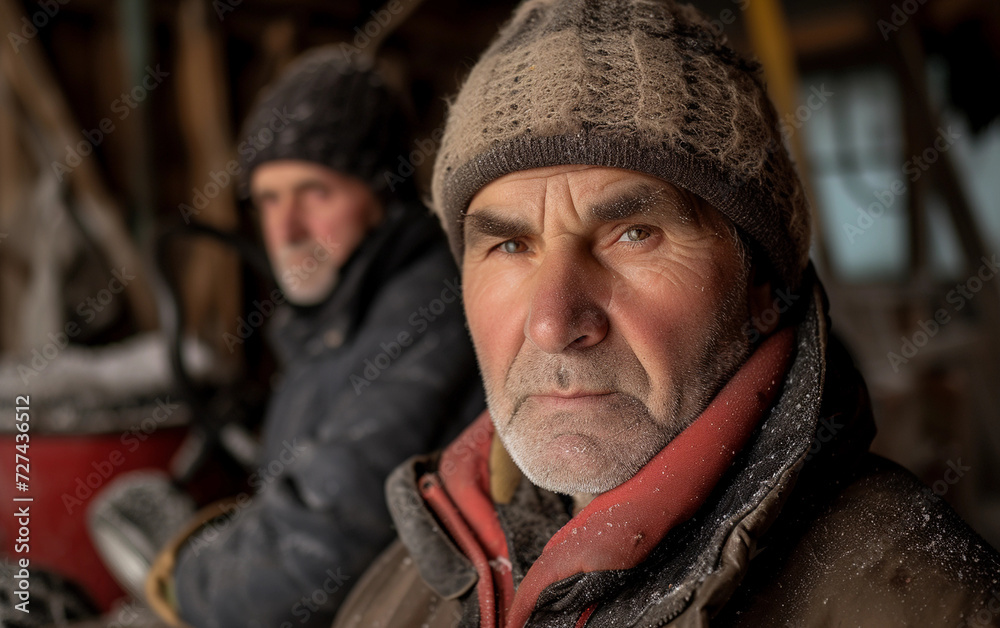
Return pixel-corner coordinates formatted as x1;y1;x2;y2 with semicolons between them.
498;240;526;254
619;227;651;243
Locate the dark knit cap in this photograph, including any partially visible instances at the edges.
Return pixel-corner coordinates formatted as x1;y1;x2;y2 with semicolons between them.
431;0;811;289
238;46;411;200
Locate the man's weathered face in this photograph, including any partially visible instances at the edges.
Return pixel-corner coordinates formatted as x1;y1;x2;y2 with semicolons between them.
252;160;382;305
462;165;758;496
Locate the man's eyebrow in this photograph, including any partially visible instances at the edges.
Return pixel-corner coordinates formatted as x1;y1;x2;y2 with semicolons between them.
587;183;694;223
463;208;533;246
251;178;329;207
292;178;327;194
250;188;276;206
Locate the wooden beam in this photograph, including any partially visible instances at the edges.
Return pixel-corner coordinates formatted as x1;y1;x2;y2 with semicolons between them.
743;0;831;278
174;0;241;362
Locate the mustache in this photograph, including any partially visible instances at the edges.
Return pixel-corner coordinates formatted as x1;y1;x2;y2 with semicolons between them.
277;240;330;257
273;239;341;266
505;342;651;408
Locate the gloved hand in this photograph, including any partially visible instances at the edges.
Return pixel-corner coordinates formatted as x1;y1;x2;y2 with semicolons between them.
87;470;196;601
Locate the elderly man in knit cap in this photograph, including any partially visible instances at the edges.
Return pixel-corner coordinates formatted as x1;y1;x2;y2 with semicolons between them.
332;2;1000;627
138;47;483;627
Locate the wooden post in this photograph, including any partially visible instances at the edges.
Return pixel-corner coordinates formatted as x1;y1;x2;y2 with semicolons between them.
174;0;241;362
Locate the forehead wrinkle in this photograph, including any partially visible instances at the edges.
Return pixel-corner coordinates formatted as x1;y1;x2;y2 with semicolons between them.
586;182;698;226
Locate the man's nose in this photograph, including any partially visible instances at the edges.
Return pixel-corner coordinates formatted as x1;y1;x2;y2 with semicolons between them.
524;247;609;353
277;197;310;245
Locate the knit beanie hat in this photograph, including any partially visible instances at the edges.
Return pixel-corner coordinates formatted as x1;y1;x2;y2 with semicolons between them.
238;46;412;200
431;0;811;289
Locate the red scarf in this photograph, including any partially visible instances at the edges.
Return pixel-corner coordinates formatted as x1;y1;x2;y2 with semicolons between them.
419;327;796;628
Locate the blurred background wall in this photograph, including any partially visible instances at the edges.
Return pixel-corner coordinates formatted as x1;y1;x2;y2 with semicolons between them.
0;0;997;614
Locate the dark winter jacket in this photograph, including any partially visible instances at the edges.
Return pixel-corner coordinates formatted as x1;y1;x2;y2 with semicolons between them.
332;272;1000;628
171;203;484;628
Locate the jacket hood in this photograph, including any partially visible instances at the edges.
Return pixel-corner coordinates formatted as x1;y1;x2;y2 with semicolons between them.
386;267;879;627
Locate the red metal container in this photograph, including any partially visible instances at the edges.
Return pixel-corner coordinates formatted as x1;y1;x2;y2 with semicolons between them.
0;426;187;611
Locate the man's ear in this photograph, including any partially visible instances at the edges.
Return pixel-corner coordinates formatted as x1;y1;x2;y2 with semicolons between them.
747;263;778;338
